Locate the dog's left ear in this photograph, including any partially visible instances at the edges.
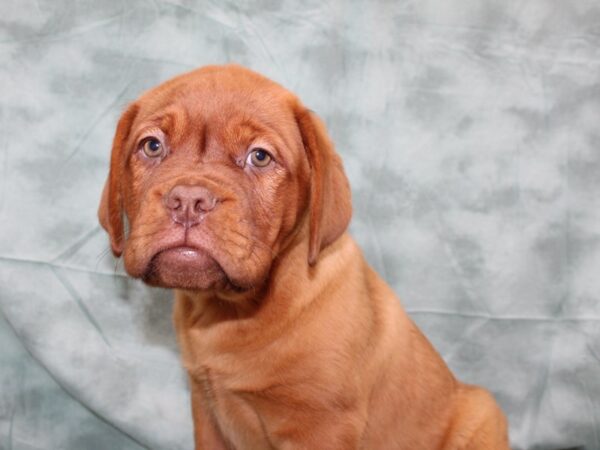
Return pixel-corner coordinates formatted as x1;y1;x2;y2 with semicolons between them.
98;103;138;257
295;105;352;265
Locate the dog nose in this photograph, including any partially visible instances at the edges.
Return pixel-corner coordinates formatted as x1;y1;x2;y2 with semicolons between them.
165;185;217;227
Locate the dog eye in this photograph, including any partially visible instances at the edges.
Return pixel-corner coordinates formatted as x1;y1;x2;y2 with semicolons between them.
142;138;164;158
247;148;272;167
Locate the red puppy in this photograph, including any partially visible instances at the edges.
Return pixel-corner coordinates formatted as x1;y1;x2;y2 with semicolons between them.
99;65;509;449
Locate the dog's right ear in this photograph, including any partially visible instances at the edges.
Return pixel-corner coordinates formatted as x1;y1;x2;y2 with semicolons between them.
98;103;138;257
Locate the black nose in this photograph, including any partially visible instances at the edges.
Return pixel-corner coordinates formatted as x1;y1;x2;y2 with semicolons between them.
164;185;217;227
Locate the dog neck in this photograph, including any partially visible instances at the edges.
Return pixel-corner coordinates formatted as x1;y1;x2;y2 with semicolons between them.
173;232;362;349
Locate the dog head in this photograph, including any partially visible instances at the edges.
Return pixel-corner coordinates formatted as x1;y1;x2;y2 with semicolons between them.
98;65;351;293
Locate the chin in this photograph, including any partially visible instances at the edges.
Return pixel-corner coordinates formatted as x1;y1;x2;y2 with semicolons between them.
141;246;228;290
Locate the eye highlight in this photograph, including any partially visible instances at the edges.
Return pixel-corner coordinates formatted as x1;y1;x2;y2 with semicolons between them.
246;148;272;167
141;137;164;158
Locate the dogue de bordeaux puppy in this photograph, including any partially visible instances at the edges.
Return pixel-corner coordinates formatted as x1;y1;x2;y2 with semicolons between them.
98;64;509;449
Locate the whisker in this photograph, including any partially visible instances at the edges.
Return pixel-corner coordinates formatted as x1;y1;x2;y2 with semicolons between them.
93;247;114;271
96;246;112;262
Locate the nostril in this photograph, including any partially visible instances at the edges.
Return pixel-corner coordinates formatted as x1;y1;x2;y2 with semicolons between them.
194;196;216;213
165;194;182;211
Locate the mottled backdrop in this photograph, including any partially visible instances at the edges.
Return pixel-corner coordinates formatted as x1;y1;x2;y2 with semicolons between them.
1;1;599;449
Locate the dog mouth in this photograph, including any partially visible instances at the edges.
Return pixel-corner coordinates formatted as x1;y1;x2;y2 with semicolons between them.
142;244;228;290
130;220;270;293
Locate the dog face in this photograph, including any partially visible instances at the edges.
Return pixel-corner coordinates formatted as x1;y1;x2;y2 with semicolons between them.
99;65;351;294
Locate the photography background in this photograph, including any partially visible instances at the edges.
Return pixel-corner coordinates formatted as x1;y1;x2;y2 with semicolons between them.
1;1;599;449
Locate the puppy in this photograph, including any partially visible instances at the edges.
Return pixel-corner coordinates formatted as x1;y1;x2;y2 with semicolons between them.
99;64;509;449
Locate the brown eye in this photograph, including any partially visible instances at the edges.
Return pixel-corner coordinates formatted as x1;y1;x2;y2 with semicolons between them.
142;138;163;158
247;148;272;167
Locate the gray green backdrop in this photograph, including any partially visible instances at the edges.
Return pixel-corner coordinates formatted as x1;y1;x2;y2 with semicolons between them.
1;1;599;449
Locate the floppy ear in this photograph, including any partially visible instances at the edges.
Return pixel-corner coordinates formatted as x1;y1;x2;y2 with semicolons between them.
98;103;138;257
295;106;352;265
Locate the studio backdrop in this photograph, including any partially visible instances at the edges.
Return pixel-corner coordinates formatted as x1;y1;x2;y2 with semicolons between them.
1;1;599;449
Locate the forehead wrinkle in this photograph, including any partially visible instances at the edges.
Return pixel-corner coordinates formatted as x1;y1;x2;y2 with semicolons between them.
236;118;266;138
159;105;190;147
242;111;302;162
222;119;268;155
225;118;300;173
239;100;300;153
173;90;297;161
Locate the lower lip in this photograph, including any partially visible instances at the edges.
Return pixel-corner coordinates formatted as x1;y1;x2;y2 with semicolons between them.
170;247;202;257
145;245;223;289
155;246;214;269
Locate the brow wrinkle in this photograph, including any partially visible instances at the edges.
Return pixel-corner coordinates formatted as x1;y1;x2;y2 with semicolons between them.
199;120;208;156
